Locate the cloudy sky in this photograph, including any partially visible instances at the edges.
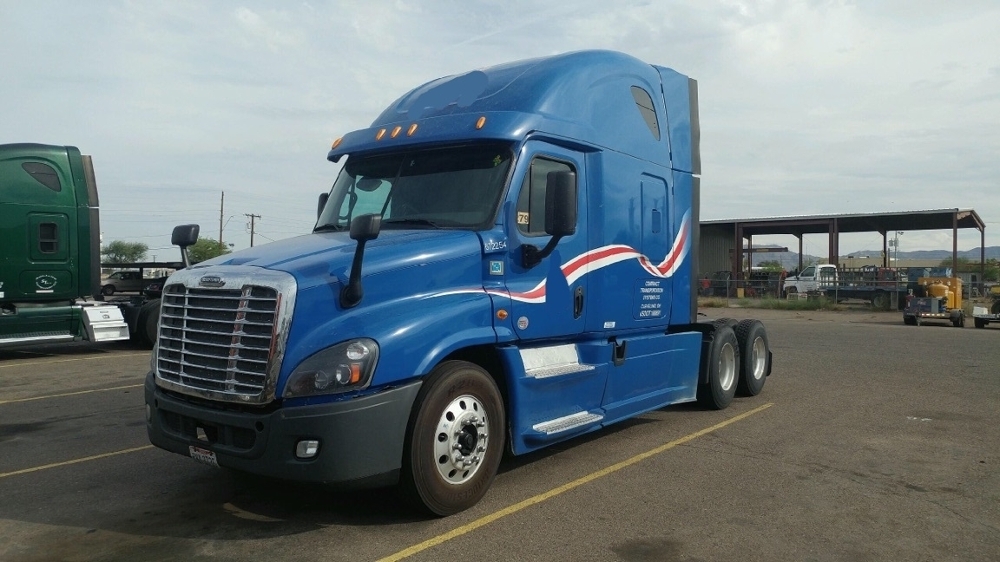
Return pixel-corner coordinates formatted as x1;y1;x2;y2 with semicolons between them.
3;0;998;258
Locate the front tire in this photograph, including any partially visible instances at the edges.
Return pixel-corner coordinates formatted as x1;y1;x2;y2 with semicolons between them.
698;325;739;410
102;285;115;296
137;300;161;347
400;361;505;516
734;319;769;397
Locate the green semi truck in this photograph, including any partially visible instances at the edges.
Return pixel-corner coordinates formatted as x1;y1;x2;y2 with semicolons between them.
0;143;195;348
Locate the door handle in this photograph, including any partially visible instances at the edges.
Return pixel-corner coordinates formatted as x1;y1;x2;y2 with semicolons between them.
574;286;584;319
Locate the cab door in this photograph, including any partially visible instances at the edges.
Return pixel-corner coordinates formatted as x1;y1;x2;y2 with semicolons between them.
504;143;588;340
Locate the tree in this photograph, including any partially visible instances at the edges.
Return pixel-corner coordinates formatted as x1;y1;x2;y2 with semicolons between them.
939;257;971;269
188;238;233;264
102;240;148;264
757;260;784;272
940;257;1000;282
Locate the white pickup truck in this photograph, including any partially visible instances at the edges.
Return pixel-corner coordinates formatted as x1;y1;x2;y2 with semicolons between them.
783;264;837;296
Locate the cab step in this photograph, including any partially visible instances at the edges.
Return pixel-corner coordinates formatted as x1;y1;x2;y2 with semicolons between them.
520;344;596;379
532;411;604;435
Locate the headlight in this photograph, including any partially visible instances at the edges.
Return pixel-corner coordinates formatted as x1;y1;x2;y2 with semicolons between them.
283;339;379;398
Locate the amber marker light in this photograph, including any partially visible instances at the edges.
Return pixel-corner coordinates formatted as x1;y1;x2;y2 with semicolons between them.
349;364;362;384
476;116;487;129
407;123;418;136
331;137;343;149
391;125;402;138
497;309;508;320
376;128;386;140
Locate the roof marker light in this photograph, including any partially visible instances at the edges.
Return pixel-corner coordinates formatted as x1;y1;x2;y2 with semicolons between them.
331;137;343;149
407;123;418;136
376;129;386;141
476;116;487;130
391;126;402;138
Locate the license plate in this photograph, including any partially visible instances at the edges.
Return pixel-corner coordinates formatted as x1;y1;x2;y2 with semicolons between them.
188;445;219;468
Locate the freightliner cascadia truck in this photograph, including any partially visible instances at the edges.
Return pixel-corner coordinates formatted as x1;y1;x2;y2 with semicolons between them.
145;50;773;515
0;144;196;348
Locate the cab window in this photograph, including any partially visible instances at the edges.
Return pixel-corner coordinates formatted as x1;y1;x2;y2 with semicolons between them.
516;157;574;236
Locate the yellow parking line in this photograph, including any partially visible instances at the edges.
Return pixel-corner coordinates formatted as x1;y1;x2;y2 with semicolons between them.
0;445;155;480
0;352;150;369
378;402;774;562
0;384;144;405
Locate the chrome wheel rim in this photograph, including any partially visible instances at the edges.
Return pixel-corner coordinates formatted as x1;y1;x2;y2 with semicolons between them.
719;342;736;391
433;394;489;485
751;336;767;380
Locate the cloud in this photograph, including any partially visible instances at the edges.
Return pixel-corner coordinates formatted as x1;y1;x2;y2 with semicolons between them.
1;0;998;251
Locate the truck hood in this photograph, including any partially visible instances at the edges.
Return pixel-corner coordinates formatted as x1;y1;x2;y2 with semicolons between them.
190;229;484;291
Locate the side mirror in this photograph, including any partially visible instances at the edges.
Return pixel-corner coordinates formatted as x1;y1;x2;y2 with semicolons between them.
544;170;577;237
341;214;381;309
317;193;329;221
171;224;200;248
171;224;200;269
349;213;381;242
522;171;577;269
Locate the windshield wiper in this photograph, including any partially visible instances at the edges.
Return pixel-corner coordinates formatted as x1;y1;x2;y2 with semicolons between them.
380;218;444;228
313;223;347;233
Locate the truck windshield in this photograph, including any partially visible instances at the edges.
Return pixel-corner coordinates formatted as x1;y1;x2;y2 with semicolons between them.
315;143;513;231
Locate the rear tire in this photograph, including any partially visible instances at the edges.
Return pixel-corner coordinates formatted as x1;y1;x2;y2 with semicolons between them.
400;361;505;516
872;292;889;310
975;317;986;329
714;318;738;329
734;320;769;397
698;326;739;410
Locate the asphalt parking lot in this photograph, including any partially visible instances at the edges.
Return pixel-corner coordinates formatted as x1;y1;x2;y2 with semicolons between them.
1;309;998;562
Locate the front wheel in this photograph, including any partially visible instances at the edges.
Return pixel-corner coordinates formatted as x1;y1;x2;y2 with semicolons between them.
400;361;505;516
137;300;161;347
101;285;115;296
697;325;740;410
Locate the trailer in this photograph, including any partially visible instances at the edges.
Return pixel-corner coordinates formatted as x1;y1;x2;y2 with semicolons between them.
903;277;965;327
973;306;1000;329
784;264;907;308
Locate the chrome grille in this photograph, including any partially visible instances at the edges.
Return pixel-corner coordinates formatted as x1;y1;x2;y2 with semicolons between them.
157;284;278;401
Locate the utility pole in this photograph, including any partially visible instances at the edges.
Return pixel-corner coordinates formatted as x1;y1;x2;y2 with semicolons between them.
219;191;225;250
245;213;261;247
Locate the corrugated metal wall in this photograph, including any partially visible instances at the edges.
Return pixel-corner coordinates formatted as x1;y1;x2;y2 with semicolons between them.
698;224;734;275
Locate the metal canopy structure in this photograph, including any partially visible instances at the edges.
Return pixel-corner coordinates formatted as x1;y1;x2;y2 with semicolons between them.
701;208;986;279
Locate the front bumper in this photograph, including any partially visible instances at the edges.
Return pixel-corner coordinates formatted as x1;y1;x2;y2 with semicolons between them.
145;373;421;488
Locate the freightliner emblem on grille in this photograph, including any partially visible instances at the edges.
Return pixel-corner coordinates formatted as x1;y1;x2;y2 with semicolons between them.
199;275;225;288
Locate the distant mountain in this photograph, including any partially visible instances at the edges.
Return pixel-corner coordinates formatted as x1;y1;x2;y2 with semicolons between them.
745;246;1000;272
851;247;1000;260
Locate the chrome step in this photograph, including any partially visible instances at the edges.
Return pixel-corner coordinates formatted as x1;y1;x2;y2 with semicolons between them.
532;411;604;435
520;344;595;379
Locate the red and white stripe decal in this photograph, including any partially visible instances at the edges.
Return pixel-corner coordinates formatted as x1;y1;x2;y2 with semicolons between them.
443;212;691;304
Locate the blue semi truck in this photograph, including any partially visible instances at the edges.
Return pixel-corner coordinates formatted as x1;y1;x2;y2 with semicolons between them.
145;50;773;515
